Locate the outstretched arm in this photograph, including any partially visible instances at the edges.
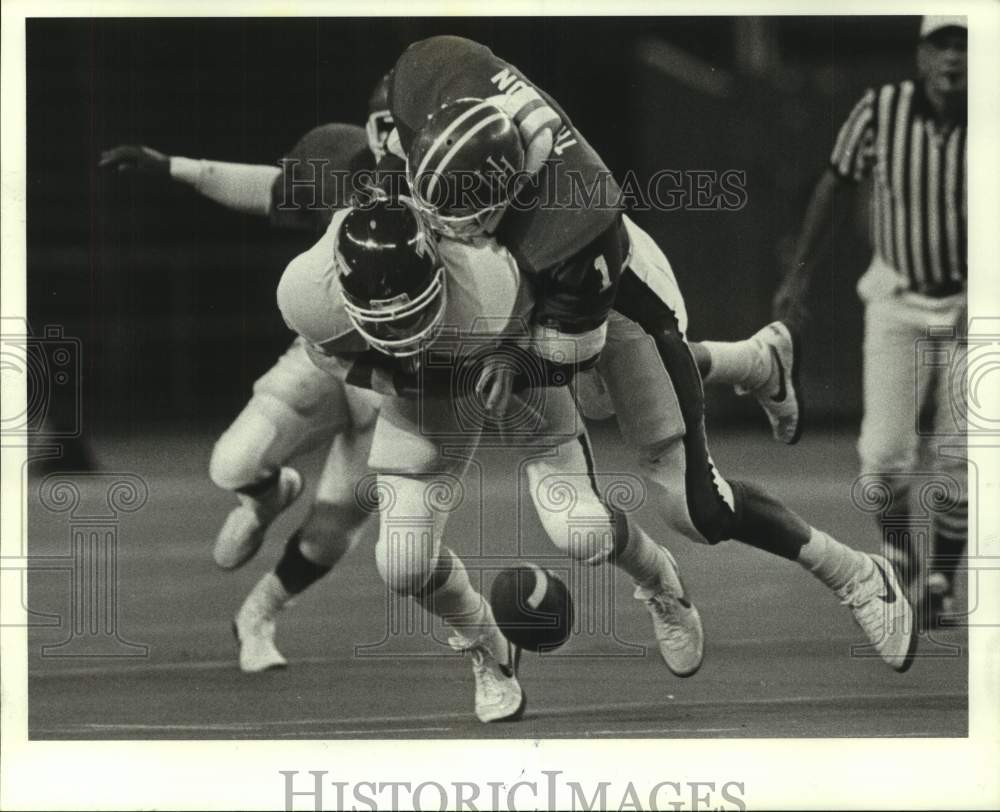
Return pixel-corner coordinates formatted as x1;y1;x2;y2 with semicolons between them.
99;145;280;217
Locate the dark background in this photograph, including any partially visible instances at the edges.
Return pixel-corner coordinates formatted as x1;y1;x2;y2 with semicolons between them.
25;16;920;439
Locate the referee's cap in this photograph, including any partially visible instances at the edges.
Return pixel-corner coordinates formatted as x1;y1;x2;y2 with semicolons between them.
920;15;967;39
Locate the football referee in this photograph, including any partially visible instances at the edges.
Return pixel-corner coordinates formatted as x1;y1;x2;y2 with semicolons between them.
774;16;967;626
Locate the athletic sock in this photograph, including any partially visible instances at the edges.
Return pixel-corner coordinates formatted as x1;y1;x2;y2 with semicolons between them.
242;571;292;617
274;531;333;595
700;339;769;390
610;518;667;590
797;528;874;593
416;548;509;663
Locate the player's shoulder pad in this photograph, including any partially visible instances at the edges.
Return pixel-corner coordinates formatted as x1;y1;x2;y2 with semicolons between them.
270;123;375;230
284;122;369;166
276;209;354;345
395;35;495;90
437;236;530;337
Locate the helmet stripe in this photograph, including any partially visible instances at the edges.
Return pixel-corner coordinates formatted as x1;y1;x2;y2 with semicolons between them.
417;101;505;196
423;110;510;204
416;99;495;180
435;110;510;188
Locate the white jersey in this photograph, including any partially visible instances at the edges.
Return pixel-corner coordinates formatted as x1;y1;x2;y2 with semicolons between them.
276;208;533;396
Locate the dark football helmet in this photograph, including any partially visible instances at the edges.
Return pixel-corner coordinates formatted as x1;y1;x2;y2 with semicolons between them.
407;98;525;240
334;196;445;357
270;122;372;232
366;72;395;161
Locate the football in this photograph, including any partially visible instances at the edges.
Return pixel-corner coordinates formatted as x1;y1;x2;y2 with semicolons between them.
490;563;574;652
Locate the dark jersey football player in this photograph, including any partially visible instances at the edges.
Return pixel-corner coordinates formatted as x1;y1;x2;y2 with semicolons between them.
387;36;918;672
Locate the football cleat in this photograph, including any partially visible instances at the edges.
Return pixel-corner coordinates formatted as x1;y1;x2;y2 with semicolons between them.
836;554;917;672
449;633;525;723
634;547;705;677
233;574;289;673
213;467;304;570
743;321;803;445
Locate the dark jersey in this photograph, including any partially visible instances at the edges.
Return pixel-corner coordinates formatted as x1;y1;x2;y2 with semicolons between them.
388;36;626;361
389;36;622;277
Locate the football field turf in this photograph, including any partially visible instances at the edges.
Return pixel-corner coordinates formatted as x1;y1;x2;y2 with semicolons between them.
26;427;967;739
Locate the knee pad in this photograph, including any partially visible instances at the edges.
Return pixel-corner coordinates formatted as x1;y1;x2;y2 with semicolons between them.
375;524;441;596
525;441;616;564
297;500;371;568
209;407;280;491
370;474;453;595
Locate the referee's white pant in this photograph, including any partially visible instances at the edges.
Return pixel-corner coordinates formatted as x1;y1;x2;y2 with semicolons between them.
856;255;967;569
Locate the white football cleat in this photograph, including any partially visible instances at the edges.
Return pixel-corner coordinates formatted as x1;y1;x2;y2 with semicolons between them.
449;633;525;723
836;554;917;672
742;321;803;445
213;467;304;570
635;547;704;677
233;573;289;673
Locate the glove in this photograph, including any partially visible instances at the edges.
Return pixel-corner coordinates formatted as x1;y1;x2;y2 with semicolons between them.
98;145;170;177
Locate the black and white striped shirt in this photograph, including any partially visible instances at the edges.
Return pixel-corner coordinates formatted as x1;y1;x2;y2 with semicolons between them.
830;79;966;296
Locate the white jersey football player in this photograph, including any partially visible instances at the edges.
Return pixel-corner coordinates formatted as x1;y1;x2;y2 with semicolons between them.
278;194;709;722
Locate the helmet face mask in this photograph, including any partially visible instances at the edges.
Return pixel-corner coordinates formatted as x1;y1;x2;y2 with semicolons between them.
335;197;447;358
409;192;509;242
366;72;394;160
366;110;394;161
407;98;525;240
339;263;446;357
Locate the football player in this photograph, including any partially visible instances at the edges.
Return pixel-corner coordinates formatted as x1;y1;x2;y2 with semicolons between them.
99;77;394;672
387;36;917;672
100;71;792;676
278;194;707;722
